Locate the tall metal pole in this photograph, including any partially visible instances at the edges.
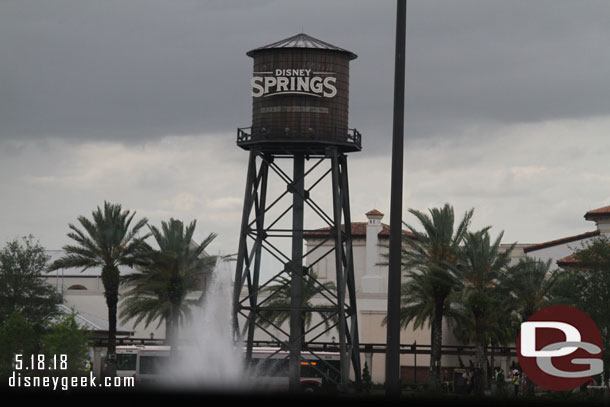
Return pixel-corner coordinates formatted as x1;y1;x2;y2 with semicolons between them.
385;0;407;398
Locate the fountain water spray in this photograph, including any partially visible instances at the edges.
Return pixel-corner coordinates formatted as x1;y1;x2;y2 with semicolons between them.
164;256;246;392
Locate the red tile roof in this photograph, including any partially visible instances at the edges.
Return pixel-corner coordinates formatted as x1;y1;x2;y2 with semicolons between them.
557;245;610;268
365;209;384;217
585;205;610;221
304;222;415;240
556;253;578;268
523;230;600;253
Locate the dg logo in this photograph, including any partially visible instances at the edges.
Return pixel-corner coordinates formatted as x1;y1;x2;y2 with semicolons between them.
517;305;603;391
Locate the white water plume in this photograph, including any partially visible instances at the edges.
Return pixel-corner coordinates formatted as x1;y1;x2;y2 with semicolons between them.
165;256;246;391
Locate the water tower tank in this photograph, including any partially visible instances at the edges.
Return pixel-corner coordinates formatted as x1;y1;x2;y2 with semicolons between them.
237;33;361;153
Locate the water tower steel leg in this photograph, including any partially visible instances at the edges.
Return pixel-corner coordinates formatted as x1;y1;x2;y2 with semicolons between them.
339;154;362;387
233;150;258;350
330;148;349;390
289;153;305;392
233;150;271;363
245;155;269;360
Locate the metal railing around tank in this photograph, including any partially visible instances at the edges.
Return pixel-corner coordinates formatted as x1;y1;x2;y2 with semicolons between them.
237;127;362;150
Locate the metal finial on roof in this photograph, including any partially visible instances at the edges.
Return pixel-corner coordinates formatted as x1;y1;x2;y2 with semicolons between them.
247;33;357;60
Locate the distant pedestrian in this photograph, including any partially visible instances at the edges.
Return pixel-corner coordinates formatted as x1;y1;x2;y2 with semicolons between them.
464;369;473;394
512;370;520;395
496;368;505;394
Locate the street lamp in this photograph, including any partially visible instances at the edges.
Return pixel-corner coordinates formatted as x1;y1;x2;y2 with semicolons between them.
385;0;407;399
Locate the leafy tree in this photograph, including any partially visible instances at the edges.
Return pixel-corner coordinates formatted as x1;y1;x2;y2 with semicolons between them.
40;312;90;376
552;235;610;386
256;271;338;348
393;270;467;331
0;312;37;378
0;235;60;332
453;228;515;396
398;204;473;391
504;258;561;397
450;287;518;388
120;218;217;347
453;257;559;386
119;276;173;339
48;201;149;377
505;258;560;323
453;258;560;393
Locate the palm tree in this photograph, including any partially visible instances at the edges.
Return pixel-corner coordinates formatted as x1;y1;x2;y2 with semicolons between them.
450;286;518;386
505;258;560;323
256;271;337;348
118;269;201;342
455;228;515;396
392;268;466;335
505;258;563;396
400;203;473;391
48;201;149;377
120;218;217;347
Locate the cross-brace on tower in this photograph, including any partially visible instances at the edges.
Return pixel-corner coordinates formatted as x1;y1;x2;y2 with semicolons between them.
232;145;362;391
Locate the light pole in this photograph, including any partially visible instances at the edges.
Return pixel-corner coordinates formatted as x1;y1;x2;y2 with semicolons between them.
385;0;406;399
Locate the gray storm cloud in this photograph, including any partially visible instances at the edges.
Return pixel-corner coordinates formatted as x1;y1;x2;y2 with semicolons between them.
3;1;610;149
1;1;610;272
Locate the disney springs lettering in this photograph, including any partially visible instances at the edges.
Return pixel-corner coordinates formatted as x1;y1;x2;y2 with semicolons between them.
251;69;337;98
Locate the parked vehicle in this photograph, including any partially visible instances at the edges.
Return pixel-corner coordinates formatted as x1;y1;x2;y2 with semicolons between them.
116;344;339;392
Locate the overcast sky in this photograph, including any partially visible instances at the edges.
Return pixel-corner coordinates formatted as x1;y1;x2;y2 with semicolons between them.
2;1;610;275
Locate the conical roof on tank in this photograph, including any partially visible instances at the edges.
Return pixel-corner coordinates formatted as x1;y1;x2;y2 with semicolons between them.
246;33;357;60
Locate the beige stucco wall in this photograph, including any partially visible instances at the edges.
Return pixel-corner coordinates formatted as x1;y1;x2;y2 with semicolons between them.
43;274;169;340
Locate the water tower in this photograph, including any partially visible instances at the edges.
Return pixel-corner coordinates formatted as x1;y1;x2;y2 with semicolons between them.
232;33;362;391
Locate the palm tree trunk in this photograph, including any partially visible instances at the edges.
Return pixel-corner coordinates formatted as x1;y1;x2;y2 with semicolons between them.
166;274;181;350
164;318;172;344
474;314;486;396
168;301;181;347
166;301;181;364
428;296;444;391
102;265;120;378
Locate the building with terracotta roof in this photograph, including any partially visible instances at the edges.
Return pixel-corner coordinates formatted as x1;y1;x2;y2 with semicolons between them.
301;209;516;384
301;209;414;382
303;209;414;295
298;206;610;383
524;205;610;268
584;205;610;221
554;206;610;268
